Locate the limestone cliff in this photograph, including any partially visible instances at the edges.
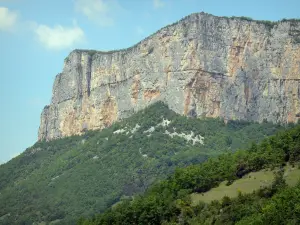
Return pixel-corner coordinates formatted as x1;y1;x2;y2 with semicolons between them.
38;12;300;141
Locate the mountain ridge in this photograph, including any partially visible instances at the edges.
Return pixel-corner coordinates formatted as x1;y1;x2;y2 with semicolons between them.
64;12;300;79
39;11;300;141
68;12;299;55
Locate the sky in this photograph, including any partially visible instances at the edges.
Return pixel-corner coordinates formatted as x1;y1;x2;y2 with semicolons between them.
0;0;299;164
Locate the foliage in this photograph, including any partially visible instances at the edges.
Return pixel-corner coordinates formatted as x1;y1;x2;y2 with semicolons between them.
229;16;277;30
77;125;300;225
0;102;289;224
87;50;97;57
230;16;254;21
281;18;300;22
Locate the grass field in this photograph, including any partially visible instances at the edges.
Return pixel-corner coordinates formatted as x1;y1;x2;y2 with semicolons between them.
191;164;300;205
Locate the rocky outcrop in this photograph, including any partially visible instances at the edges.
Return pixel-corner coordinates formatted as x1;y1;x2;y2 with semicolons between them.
38;12;300;141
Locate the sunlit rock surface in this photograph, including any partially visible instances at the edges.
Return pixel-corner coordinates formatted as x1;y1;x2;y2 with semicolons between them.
38;13;300;140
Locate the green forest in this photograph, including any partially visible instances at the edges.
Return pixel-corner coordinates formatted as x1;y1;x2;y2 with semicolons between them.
78;125;300;225
0;102;296;224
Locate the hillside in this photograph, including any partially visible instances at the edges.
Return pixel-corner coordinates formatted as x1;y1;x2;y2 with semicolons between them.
78;125;300;225
190;163;300;204
0;102;290;225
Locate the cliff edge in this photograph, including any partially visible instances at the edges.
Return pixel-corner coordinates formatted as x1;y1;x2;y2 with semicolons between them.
38;12;300;140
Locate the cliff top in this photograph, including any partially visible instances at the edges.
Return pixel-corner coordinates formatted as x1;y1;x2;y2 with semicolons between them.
66;11;300;59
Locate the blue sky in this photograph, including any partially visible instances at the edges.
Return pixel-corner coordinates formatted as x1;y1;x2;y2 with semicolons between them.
0;0;299;164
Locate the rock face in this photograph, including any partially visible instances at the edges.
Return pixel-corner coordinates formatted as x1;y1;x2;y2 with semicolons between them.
38;12;300;141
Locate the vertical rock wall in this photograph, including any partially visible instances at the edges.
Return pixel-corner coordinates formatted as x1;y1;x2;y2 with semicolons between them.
38;13;300;140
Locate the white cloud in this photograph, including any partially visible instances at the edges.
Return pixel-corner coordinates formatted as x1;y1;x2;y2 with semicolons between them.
0;7;86;50
34;22;85;50
153;0;165;8
75;0;123;27
0;7;18;31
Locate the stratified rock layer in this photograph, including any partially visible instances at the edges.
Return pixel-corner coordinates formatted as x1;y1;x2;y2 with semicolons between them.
38;13;300;140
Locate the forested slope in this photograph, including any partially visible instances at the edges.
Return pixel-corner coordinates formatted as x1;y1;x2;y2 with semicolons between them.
80;125;300;225
0;102;292;224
